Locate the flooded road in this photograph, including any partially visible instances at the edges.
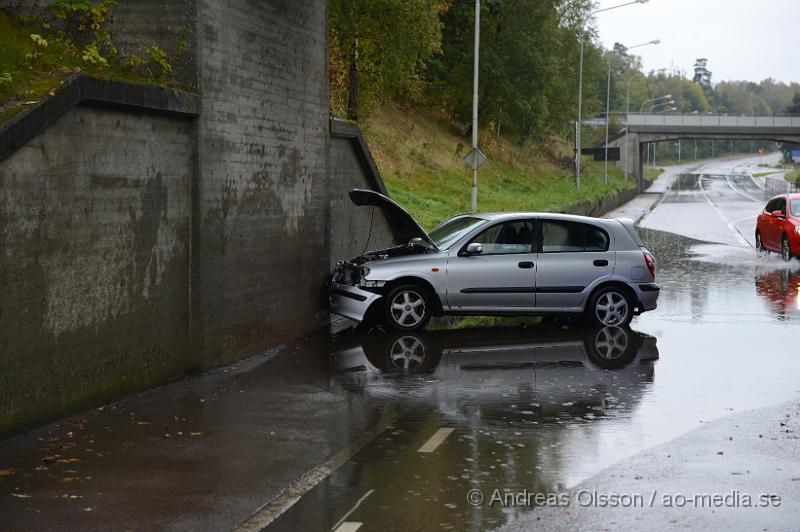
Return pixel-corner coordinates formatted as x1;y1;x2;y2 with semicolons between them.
264;155;800;531
1;154;799;531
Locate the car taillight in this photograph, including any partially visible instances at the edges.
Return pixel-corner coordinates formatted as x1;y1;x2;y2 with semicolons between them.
644;252;656;278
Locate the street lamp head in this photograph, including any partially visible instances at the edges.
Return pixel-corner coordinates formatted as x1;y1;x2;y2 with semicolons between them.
637;0;650;3
650;39;661;45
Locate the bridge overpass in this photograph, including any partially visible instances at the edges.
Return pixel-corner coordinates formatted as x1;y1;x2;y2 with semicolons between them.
604;114;800;188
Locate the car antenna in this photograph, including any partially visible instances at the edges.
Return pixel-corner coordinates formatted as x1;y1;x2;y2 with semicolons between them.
360;206;375;255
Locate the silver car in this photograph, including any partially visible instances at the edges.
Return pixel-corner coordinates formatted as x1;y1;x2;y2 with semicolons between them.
329;189;659;330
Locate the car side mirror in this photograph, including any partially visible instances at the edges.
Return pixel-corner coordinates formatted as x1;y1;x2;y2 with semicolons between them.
465;243;483;255
771;210;784;218
409;237;425;247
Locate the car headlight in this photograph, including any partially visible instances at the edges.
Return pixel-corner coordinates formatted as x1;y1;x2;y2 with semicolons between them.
361;266;370;278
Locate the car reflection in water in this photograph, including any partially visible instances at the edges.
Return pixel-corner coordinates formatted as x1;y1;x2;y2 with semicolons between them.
755;267;800;321
332;324;658;423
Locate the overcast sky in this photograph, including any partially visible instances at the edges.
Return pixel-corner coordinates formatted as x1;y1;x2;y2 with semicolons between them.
593;0;799;84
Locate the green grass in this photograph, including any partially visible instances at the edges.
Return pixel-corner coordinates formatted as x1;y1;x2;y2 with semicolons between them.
0;11;178;124
644;167;664;181
363;105;640;230
786;170;800;182
754;171;782;178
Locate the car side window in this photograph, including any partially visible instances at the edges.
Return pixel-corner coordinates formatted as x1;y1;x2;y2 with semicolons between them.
541;220;609;253
775;198;786;215
471;220;534;255
585;225;610;252
765;199;779;213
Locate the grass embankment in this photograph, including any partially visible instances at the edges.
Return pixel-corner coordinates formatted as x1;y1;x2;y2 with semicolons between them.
0;11;176;124
363;105;643;230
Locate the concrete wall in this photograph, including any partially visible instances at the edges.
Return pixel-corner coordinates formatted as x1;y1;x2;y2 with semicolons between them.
0;105;194;432
0;1;406;435
329;136;395;267
194;0;330;365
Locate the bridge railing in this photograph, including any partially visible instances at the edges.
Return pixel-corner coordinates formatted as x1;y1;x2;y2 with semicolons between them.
765;175;800;195
626;114;800;128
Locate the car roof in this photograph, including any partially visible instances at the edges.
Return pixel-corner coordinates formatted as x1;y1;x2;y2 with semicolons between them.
461;212;620;225
768;193;800;200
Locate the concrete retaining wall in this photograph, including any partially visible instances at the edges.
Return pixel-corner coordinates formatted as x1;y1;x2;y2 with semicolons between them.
193;0;331;365
0;105;194;433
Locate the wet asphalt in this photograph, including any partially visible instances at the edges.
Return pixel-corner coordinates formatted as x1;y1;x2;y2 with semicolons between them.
1;154;799;531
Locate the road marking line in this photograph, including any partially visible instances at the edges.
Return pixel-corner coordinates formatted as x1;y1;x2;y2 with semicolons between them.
724;173;761;203
331;490;375;531
697;174;750;247
234;409;405;532
418;427;455;453
333;523;362;532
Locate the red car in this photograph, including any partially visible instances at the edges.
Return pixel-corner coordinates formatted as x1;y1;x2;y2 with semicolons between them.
756;193;800;261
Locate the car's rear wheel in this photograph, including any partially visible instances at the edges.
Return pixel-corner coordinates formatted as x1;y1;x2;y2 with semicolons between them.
383;284;432;331
782;234;793;262
588;286;633;327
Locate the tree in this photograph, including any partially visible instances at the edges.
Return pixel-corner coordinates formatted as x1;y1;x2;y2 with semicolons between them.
786;92;800;115
428;0;595;141
693;58;712;91
329;0;449;121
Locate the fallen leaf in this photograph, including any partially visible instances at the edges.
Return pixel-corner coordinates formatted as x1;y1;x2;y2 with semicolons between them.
0;469;16;477
10;493;31;498
190;432;203;437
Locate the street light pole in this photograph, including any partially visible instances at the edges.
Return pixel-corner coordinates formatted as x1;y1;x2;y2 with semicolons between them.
574;0;651;190
470;0;480;212
604;60;611;185
620;39;660;181
640;94;673;113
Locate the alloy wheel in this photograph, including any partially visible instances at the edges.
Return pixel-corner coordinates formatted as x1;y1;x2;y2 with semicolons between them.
594;290;630;326
390;290;426;328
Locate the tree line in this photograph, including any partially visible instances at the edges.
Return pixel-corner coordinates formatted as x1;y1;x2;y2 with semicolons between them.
329;0;800;145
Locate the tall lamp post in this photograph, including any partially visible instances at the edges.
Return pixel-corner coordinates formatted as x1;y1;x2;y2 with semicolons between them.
620;39;660;181
647;103;677;167
575;0;650;189
639;95;673;167
470;0;480;212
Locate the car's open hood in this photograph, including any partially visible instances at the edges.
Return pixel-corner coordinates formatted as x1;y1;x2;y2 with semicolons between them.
349;189;437;250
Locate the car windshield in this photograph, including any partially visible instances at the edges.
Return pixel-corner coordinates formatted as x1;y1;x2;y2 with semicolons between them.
429;216;487;249
792;199;800;217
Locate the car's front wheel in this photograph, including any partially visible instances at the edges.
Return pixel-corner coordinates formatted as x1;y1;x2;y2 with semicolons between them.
782;234;793;262
588;286;634;327
755;231;765;253
383;284;432;331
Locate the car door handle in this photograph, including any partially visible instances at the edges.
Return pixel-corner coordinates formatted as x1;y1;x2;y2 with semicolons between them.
593;259;609;267
518;261;535;269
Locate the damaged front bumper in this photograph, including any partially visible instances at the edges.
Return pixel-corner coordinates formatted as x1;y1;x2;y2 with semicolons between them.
329;283;382;322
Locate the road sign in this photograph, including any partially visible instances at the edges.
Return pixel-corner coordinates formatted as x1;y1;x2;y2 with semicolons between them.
581;147;620;161
464;148;487;168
